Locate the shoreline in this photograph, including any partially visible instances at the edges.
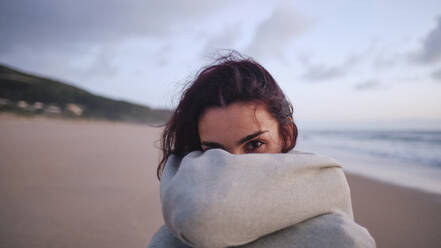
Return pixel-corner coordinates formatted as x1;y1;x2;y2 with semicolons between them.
346;169;441;196
1;114;440;248
345;172;441;248
3;110;438;195
296;142;441;195
0;112;163;127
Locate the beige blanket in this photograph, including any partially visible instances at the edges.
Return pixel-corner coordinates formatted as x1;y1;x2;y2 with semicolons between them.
154;149;374;248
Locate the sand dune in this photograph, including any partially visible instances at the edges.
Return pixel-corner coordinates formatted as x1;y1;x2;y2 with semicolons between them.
1;114;440;248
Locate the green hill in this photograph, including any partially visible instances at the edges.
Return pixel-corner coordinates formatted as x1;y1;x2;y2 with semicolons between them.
0;64;171;124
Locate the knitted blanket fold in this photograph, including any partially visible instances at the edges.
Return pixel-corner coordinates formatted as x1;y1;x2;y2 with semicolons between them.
153;149;374;248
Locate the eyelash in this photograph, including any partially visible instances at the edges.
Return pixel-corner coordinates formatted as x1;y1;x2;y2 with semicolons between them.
245;139;265;153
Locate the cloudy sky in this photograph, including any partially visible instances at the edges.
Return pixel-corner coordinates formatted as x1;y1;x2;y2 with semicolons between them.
1;0;441;129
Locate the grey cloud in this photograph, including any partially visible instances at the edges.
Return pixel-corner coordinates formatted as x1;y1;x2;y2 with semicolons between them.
246;3;311;59
374;54;397;69
344;53;364;66
354;79;381;90
301;65;344;81
300;53;363;82
81;46;118;79
363;41;400;70
431;68;441;81
200;24;243;58
0;0;231;53
410;16;441;64
155;44;173;67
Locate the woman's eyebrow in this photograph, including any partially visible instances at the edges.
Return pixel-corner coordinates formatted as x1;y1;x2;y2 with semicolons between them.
237;130;268;145
200;141;225;149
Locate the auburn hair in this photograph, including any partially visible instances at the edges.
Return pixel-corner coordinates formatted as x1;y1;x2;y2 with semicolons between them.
157;52;298;179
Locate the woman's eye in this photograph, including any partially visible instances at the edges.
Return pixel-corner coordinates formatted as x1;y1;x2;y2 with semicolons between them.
245;140;264;152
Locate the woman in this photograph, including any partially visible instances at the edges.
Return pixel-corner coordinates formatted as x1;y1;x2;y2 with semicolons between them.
148;53;375;248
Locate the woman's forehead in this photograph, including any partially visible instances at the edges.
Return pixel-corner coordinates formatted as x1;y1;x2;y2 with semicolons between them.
198;102;278;142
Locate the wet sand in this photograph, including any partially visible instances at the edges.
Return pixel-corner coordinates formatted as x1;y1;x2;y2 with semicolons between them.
0;114;440;248
347;173;441;248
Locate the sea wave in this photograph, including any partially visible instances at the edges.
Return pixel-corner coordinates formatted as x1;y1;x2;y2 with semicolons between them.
300;130;441;168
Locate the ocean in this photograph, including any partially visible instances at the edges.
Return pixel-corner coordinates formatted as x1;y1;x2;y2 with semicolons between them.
296;130;441;194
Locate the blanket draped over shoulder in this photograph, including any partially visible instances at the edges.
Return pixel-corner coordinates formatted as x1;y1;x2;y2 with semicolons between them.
148;149;376;248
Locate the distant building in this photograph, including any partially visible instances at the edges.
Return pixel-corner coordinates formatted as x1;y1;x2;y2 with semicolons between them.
66;103;83;116
27;102;44;111
17;100;28;109
33;102;44;110
45;104;61;114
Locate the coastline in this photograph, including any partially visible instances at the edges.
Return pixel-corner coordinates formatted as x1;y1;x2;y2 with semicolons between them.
296;140;441;195
345;173;441;248
1;114;440;248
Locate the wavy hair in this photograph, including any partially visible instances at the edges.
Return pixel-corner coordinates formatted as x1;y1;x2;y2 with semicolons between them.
157;52;298;179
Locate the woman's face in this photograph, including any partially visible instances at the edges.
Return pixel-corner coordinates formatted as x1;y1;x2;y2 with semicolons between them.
198;102;284;154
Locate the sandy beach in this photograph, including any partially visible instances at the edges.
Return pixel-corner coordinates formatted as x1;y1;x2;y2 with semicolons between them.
1;114;440;248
